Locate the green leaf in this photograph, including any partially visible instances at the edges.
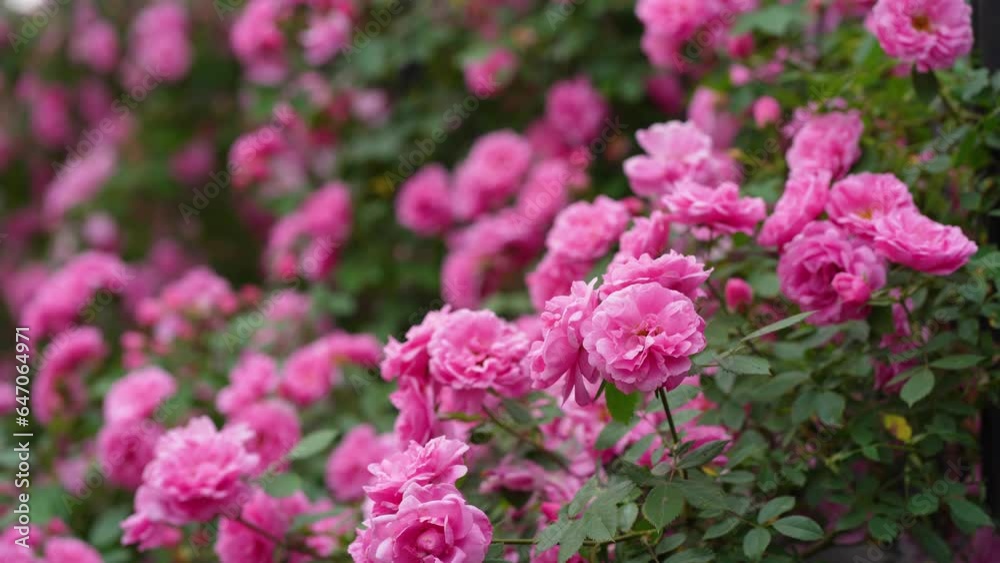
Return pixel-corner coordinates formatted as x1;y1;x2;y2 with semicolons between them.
743;528;771;560
901;368;935;407
677;440;729;469
930;355;983;370
772;516;824;541
680;480;728;511
643;484;684;529
868;516;899;542
742;312;814;341
913;523;952;563
619;502;639;532
703;517;741;539
757;497;795;524
752;371;810;401
596;421;632;450
502;398;534;424
558;523;586;563
289;430;338;461
605;384;641;423
536;518;572;551
263;472;303;497
719;355;771;375
816;391;846;425
89;506;130;547
912;68;940;104
663;548;714;563
656;532;687;554
945;497;994;528
908;492;940;516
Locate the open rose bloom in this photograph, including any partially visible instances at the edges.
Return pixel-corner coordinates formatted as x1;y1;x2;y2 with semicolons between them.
4;1;996;562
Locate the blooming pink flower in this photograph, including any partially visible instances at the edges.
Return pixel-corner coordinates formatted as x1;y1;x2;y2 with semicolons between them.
428;309;531;398
130;1;192;82
869;0;973;71
217;353;280;415
786;110;864;178
21;251;131;339
97;420;164;489
515;158;576;227
526;254;592;312
390;378;445;446
777;221;887;324
43;537;102;563
600;251;711;300
325;424;396;501
452;131;533;220
349;483;492;563
364;436;471;516
636;0;716;41
546;196;631;261
624;121;713;197
300;11;351;66
382;307;453;384
396;164;453;236
663;181;766;235
121;492;183;551
615;211;671;262
758;169;832;248
230;0;288;84
827;173;916;238
725;278;753;311
526;280;601;404
544;76;608;146
752;96;781;127
688;87;740;148
130;417;259;524
215;489;335;563
464;48;518;97
104;366;176;424
228;400;301;474
266;182;353;281
35;327;108;424
170;137;215;185
872;209;977;275
71;18;119;73
279;340;342;406
582;283;707;393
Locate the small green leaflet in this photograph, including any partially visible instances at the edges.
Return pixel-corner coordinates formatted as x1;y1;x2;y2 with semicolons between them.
741;311;815;341
288;429;338;460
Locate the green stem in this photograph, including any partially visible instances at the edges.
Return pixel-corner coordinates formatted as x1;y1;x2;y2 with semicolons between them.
483;406;571;471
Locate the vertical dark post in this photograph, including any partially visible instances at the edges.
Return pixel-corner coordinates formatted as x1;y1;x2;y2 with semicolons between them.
975;0;1000;518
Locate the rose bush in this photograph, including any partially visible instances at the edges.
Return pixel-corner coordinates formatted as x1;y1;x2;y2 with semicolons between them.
1;0;999;562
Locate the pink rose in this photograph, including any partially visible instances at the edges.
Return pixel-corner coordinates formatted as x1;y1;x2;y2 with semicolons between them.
427;309;531;398
662;181;766;235
872;209;977;275
130;417;259;524
325;424;396;501
396;164;453;236
97;420;164;489
349;483;492;563
869;0;972;71
526;254;592;311
364;436;471;516
452;131;533;220
381;307;453;384
786;110;864;178
526;280;600;404
615;211;671;262
724;278;753;311
600;251;711;300
104;366;176;424
44;537;102;563
624;121;713;198
777;221;887;325
217;353;279;416
546;196;631;261
544;76;608;146
35;327;108;424
228;400;301;474
582;283;707;393
300;11;351;66
752;96;781;128
827;173;916;238
758;169;832;248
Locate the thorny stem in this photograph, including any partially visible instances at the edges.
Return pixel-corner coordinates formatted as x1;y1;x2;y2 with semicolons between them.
656;387;687;479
